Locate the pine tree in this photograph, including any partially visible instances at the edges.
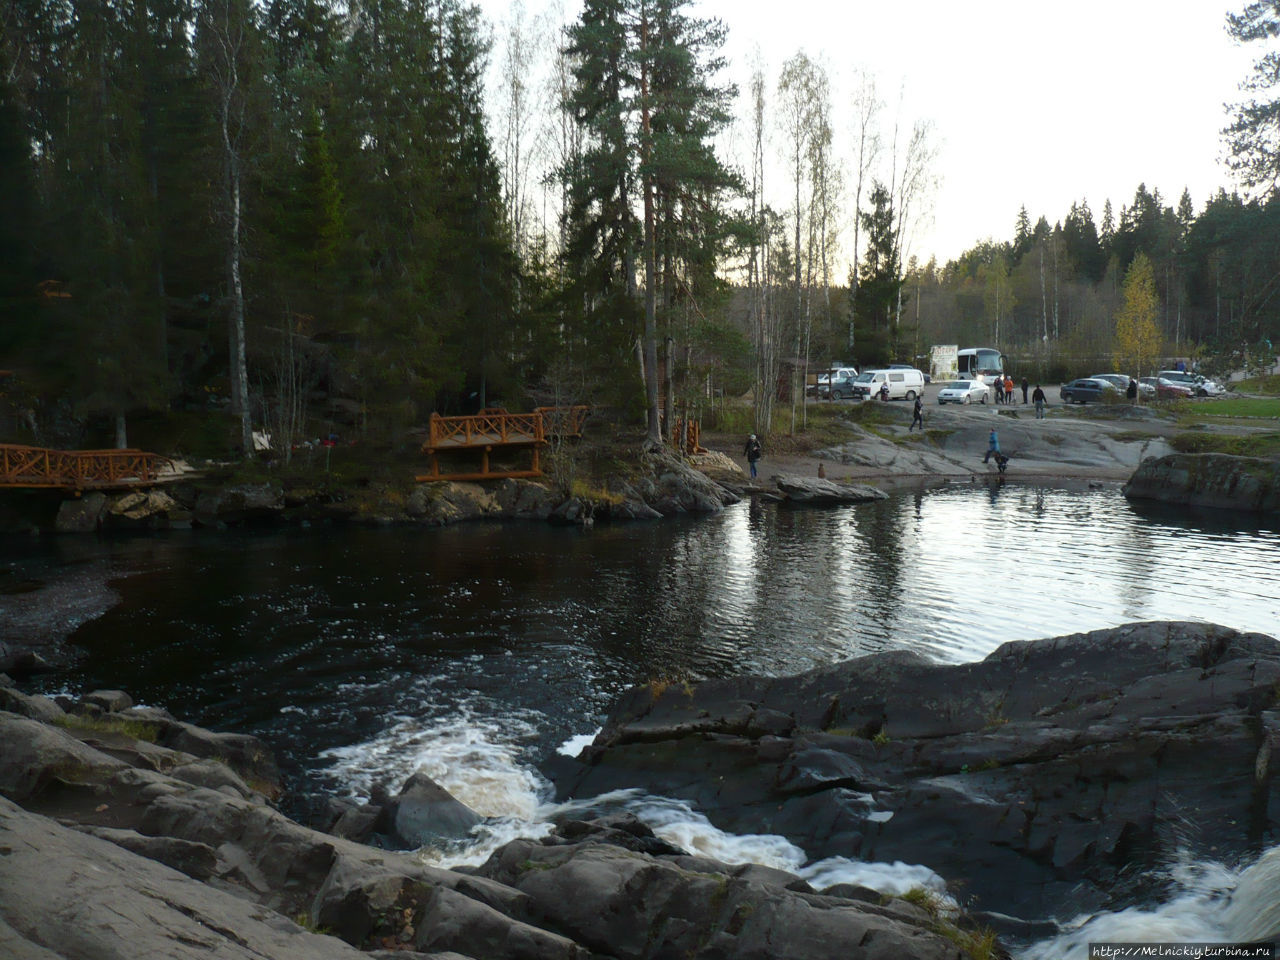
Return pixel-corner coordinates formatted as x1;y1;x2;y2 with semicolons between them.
850;181;902;367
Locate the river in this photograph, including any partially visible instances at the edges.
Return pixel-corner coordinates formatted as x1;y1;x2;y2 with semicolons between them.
4;484;1279;955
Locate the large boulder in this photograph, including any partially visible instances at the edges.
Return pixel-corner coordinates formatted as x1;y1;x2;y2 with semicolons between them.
1124;452;1280;513
775;475;888;505
476;838;969;960
0;798;369;960
385;771;484;848
195;483;284;525
553;621;1280;926
54;492;107;533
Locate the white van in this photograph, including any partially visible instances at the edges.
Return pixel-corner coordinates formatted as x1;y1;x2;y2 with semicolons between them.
850;367;926;401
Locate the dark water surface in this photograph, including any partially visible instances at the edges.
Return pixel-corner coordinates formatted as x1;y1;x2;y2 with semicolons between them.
5;485;1279;815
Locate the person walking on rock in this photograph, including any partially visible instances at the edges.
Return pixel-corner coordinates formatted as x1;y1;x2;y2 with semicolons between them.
1032;384;1046;419
744;433;762;480
909;394;924;432
983;428;1001;463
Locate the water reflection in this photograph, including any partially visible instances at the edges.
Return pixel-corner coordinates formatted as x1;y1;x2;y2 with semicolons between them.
6;486;1279;807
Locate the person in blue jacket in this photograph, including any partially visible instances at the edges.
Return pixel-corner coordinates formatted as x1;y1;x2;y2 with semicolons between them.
982;429;1000;463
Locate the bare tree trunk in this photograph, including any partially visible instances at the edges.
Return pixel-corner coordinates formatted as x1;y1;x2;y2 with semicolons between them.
205;0;253;459
1040;244;1048;342
639;5;660;447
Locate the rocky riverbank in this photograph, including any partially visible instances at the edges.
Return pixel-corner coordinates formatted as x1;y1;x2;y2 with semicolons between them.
548;621;1280;932
4;621;1280;958
1123;452;1280;512
0;680;999;960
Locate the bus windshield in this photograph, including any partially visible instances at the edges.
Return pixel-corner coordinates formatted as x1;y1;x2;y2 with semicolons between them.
957;348;1004;379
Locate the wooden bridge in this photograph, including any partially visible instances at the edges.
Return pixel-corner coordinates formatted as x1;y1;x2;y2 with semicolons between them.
418;406;589;482
0;444;172;490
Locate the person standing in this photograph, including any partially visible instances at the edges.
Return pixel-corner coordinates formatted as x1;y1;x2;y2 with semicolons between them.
1127;378;1138;403
983;428;1001;463
1032;384;1046;419
994;377;1004;405
909;394;924;431
1021;378;1029;404
744;433;762;480
1004;374;1015;403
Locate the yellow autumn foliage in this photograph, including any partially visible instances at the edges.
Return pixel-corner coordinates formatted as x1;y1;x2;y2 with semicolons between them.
1113;251;1161;378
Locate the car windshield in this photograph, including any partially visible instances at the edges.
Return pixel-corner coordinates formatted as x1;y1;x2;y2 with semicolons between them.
854;373;875;383
947;381;970;389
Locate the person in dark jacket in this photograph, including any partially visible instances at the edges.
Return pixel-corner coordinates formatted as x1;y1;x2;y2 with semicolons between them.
1127;378;1138;402
1032;384;1047;419
1021;377;1029;404
909;394;924;431
744;433;762;479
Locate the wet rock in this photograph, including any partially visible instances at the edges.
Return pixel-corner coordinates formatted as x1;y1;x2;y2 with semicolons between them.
54;491;107;533
385;771;484;849
477;839;968;960
491;478;557;520
552;621;1280;924
1124;452;1280;513
195;482;284;525
0;686;64;723
775;475;888;505
105;489;181;527
408;482;501;524
0;643;51;679
81;689;133;712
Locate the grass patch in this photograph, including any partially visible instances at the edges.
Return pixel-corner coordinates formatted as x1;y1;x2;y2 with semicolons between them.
1167;432;1280;457
53;714;162;743
1235;375;1280;395
569;478;625;506
888;888;1000;960
1181;396;1280;419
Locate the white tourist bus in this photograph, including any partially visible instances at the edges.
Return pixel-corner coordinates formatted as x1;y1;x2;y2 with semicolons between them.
956;347;1005;382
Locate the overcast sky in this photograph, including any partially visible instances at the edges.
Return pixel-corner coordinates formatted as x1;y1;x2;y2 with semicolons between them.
479;0;1259;267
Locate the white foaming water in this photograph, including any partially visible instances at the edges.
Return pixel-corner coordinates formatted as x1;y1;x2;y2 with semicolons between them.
557;729;600;758
617;795;951;900
319;705;551;820
324;709;956;897
1023;848;1280;960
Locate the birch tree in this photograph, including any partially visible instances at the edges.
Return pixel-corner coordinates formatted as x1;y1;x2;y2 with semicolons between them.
846;71;881;353
197;0;259;457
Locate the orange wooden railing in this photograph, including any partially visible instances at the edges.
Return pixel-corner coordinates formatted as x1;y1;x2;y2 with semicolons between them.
425;408;545;450
418;406;590;482
0;444;170;489
535;405;590;439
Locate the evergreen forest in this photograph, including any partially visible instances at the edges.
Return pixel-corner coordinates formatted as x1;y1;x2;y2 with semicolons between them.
2;0;1279;456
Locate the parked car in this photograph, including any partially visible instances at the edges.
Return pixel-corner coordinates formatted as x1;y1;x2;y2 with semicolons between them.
1059;378;1118;404
1156;370;1226;397
851;367;927;400
810;366;859;397
1137;376;1158;400
1153;376;1194;399
822;372;860;400
936;379;989;404
1091;373;1133;393
890;363;931;384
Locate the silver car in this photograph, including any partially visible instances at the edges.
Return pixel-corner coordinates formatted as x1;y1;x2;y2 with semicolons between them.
937;380;989;404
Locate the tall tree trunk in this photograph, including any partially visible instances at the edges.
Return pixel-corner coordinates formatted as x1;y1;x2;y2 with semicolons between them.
639;7;660;447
